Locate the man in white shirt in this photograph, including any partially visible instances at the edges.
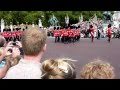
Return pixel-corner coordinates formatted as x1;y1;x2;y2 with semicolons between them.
4;28;47;79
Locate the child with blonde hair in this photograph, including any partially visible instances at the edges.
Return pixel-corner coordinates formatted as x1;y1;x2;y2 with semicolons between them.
41;58;76;79
80;59;115;79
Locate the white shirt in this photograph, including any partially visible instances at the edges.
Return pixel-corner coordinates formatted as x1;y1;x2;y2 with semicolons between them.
4;58;42;79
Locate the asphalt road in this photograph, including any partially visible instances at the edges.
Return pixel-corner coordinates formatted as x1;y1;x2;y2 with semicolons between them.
41;37;120;79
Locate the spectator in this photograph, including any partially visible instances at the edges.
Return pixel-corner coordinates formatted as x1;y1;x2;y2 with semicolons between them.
4;28;47;79
4;46;21;67
0;35;6;47
0;35;21;78
0;36;12;78
80;59;115;79
41;58;76;79
0;58;11;78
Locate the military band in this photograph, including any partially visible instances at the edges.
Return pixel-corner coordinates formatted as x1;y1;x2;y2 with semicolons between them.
53;27;81;44
0;28;23;42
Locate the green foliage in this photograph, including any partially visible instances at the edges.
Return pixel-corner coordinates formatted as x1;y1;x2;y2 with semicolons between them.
0;11;109;27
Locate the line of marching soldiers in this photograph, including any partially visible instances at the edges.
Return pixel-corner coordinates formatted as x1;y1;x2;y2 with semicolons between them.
53;24;114;43
0;29;23;42
53;28;81;43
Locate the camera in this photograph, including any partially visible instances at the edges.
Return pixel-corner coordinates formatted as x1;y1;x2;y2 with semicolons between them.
8;49;13;53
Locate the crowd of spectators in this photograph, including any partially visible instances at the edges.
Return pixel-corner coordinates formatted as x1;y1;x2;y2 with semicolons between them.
0;27;115;79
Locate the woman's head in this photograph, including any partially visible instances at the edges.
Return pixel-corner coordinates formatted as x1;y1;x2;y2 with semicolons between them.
80;59;115;79
41;58;76;79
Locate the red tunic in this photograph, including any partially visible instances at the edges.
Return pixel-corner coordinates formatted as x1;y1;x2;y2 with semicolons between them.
90;28;94;37
59;29;62;36
8;32;12;38
74;31;78;36
69;30;74;37
54;30;60;37
15;31;19;36
12;32;16;37
2;32;7;38
61;30;65;37
63;31;68;36
6;32;10;38
107;28;112;36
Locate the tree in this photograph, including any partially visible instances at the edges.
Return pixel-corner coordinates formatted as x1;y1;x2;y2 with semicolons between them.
0;11;111;27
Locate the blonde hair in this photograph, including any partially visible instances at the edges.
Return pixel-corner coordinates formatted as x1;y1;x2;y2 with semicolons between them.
41;58;76;79
21;28;47;56
80;59;115;79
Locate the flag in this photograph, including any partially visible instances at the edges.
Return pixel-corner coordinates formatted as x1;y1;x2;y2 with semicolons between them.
79;14;83;22
10;22;13;31
48;14;55;26
81;14;83;22
52;14;55;20
1;19;5;33
92;13;97;24
49;14;59;26
53;14;59;23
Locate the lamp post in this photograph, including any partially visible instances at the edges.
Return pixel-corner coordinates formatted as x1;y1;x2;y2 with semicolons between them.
65;14;69;27
38;18;43;28
1;19;5;32
41;15;44;29
10;22;13;32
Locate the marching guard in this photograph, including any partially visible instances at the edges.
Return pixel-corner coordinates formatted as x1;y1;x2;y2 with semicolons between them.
107;24;112;43
54;29;60;43
89;25;95;42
